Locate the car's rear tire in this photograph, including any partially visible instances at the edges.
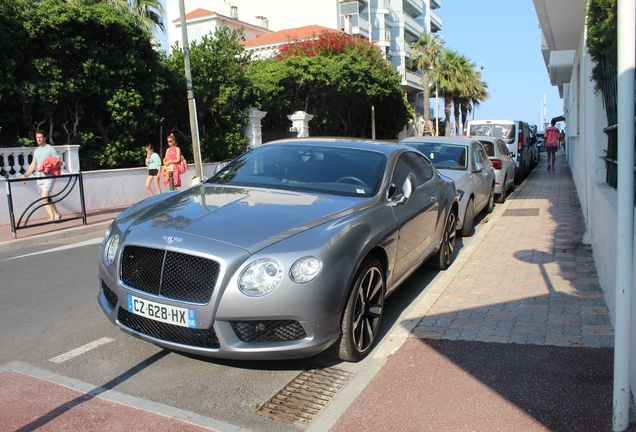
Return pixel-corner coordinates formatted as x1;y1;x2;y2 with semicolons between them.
337;256;385;362
460;198;475;237
486;184;495;213
432;209;457;270
496;177;507;203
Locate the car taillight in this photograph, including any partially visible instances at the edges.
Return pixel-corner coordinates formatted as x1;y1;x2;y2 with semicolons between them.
518;131;523;153
491;159;502;169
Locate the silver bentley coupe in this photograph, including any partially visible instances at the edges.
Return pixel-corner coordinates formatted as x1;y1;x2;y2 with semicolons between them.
98;138;459;361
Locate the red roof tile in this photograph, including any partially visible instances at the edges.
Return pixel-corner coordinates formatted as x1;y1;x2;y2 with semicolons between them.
173;8;216;23
243;25;342;47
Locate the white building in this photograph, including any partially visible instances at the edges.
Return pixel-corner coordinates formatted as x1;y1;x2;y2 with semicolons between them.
532;0;635;416
166;0;442;112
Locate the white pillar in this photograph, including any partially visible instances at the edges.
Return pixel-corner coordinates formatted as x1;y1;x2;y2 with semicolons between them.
244;108;267;148
613;0;635;430
288;111;314;138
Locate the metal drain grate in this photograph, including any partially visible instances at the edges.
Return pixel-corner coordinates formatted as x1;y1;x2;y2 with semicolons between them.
502;208;540;217
257;365;354;426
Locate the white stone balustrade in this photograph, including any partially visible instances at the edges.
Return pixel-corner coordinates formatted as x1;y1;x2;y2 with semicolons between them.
0;145;80;178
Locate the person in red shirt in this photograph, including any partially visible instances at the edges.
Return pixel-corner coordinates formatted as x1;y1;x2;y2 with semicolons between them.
544;119;560;170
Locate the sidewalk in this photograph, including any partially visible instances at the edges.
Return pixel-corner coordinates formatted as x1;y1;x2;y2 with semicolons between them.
0;206;127;252
324;153;633;432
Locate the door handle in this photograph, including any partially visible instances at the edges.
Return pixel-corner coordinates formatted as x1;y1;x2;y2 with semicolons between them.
430;196;438;203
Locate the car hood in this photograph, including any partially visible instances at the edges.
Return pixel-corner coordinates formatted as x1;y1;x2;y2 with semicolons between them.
437;169;468;184
122;184;371;253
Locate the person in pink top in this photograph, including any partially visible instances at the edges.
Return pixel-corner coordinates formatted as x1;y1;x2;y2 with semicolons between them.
544;119;560;170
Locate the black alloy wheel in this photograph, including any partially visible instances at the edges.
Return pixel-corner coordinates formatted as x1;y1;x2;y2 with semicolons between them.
337;256;385;362
433;209;458;270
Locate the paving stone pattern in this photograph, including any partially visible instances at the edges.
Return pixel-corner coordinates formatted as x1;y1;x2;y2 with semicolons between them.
412;156;614;348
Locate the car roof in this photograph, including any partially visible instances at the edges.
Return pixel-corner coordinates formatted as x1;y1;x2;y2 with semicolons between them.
400;136;478;147
263;137;413;157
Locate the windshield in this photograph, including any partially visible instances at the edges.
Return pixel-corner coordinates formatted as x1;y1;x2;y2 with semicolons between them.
405;142;467;171
469;123;516;144
208;144;386;197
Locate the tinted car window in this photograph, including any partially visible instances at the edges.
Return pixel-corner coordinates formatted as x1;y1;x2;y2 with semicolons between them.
211;144;386;197
407;142;467;171
470;123;516;144
498;141;509;155
479;140;495;157
402;151;433;184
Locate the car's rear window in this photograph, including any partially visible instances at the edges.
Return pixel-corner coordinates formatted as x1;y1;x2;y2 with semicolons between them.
406;142;467;171
478;141;495;157
470;123;516;144
209;144;386;197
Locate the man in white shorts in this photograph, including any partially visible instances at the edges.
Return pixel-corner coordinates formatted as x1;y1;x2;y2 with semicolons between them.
22;130;63;221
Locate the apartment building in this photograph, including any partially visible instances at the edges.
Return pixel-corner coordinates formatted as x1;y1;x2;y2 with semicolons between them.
166;0;442;112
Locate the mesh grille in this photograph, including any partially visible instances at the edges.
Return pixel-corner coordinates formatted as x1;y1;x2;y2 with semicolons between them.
231;320;307;343
118;308;220;348
101;280;118;309
120;246;220;303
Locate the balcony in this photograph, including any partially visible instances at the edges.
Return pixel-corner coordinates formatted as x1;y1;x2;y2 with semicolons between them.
429;8;442;33
430;0;441;9
403;12;424;38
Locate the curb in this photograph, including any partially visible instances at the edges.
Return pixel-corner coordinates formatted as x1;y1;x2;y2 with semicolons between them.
0;221;112;253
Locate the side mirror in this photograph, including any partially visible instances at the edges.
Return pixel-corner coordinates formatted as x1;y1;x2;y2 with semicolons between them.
392;173;415;206
473;163;484;173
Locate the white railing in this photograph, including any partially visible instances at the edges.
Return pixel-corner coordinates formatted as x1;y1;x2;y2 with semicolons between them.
1;145;80;178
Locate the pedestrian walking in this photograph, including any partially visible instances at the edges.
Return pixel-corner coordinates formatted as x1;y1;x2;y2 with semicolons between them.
144;144;162;196
544;119;560;170
22;130;63;221
162;133;182;189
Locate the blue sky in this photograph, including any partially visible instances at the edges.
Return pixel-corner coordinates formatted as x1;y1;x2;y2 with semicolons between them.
438;0;563;130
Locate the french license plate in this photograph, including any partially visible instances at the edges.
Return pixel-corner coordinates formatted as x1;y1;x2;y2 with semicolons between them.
126;294;196;328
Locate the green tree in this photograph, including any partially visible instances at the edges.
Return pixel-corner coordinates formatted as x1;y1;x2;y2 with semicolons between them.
168;27;255;162
1;0;168;169
68;0;165;33
247;32;412;139
410;32;443;135
435;49;463;136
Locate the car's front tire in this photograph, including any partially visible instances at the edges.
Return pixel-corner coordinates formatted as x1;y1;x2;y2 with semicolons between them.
337;256;385;362
432;209;457;270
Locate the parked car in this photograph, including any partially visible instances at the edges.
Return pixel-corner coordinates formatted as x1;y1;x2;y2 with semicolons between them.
401;136;495;237
474;137;516;203
466;120;533;184
98;138;459;362
536;131;545;155
528;126;539;168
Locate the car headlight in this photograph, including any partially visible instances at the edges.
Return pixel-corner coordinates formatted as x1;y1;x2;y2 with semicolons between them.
238;258;283;297
103;234;119;267
290;256;322;284
457;189;464;201
102;224;112;247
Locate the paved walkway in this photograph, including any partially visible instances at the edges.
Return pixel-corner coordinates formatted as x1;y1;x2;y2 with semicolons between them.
326;154;630;432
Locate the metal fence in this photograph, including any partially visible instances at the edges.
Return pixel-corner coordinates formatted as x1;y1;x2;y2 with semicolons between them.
5;173;87;238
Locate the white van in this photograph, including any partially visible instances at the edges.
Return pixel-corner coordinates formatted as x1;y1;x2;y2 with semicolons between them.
466;120;533;183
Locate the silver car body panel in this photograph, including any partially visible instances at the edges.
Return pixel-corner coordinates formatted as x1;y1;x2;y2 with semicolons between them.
98;138;458;360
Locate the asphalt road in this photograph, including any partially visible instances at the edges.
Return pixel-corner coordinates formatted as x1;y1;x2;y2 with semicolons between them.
0;222;484;431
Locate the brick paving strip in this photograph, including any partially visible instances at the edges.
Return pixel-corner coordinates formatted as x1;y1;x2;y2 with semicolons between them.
411;156;614;349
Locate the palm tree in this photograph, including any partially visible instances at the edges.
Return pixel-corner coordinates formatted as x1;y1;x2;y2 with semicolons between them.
434;48;463;136
410;33;443;135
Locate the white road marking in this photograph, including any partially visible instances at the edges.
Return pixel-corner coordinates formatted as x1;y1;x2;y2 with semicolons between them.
5;237;103;261
49;337;115;364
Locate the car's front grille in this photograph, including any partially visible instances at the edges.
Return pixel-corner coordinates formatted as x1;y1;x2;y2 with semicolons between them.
231;320;307;343
101;280;118;309
120;246;220;304
118;308;220;348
